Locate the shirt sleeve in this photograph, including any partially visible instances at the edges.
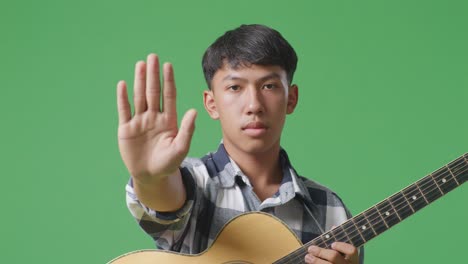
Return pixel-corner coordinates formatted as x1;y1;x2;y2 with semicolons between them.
125;167;197;250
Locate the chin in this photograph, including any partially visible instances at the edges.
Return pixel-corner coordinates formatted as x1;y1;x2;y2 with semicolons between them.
236;138;280;154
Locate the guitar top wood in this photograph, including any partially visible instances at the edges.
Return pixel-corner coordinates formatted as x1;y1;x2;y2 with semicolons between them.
109;212;302;264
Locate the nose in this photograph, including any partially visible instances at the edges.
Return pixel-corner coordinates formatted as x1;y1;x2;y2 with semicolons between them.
246;87;264;115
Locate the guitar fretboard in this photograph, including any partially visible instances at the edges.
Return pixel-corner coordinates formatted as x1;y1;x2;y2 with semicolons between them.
274;153;468;264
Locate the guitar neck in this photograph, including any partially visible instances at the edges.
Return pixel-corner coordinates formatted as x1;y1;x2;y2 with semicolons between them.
275;153;468;264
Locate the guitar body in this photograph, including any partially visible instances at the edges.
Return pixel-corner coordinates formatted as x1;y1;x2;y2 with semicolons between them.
109;212;302;264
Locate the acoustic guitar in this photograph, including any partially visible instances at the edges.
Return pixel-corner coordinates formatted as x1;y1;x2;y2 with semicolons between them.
109;153;467;263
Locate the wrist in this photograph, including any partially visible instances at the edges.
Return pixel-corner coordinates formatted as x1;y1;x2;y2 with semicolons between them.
132;168;186;212
132;168;178;186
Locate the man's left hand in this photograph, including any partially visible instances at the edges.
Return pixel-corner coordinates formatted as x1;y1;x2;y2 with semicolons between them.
305;242;359;264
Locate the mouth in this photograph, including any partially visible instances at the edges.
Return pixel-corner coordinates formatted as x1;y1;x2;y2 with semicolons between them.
242;121;268;137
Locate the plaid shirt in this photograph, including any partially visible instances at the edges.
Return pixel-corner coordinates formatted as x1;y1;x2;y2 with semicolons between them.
126;143;363;261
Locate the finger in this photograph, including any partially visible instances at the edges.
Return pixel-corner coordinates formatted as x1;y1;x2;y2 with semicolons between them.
174;109;197;153
331;242;358;256
308;246;346;264
146;53;161;112
117;80;131;125
133;60;147;114
162;63;176;117
305;254;329;264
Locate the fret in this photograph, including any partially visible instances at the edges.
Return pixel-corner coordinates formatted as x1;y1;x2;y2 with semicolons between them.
461;154;468;183
429;173;445;195
376;199;400;228
450;156;468;183
353;213;377;242
310;233;330;249
373;205;389;230
389;193;412;220
314;234;328;249
326;228;338;242
363;208;387;235
448;155;467;171
417;175;442;203
319;234;333;249
351;218;366;243
333;225;352;244
329;225;351;244
385;197;402;221
414;180;429;204
364;212;378;235
432;167;458;194
342;220;365;247
400;191;415;213
319;231;335;248
402;183;428;212
362;212;377;235
446;165;460;185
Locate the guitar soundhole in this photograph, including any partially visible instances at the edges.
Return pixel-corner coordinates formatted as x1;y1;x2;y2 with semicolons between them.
222;261;254;264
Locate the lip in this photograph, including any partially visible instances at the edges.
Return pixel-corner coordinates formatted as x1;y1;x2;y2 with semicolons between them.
242;121;267;129
242;121;268;137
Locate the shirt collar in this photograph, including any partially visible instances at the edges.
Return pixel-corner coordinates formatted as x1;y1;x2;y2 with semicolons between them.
210;143;314;204
208;143;238;188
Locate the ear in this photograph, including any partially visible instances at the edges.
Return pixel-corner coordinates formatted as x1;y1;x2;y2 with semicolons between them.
203;90;220;119
286;84;299;114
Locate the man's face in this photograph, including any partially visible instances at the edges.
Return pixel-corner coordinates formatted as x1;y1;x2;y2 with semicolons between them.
203;63;298;155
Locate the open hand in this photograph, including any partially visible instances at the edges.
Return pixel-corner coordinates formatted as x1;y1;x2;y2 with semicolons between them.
117;54;197;185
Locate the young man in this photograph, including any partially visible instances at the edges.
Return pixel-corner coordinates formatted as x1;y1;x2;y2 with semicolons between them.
117;24;362;263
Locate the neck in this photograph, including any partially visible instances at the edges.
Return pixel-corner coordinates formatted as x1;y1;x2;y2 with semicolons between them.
223;141;283;187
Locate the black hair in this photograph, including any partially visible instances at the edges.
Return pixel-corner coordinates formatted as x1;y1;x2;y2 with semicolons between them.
202;24;298;89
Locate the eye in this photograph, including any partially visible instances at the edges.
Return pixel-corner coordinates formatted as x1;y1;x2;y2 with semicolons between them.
228;85;241;91
263;83;276;90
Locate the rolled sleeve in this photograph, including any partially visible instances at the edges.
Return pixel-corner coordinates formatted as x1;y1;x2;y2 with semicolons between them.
125;167;197;247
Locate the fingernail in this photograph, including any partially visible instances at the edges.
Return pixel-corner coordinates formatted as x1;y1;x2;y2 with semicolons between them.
305;255;315;263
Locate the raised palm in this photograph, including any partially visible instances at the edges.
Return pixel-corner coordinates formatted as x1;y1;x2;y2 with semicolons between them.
117;54;197;185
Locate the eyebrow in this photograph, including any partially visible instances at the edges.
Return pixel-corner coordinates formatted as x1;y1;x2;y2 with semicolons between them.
222;72;282;83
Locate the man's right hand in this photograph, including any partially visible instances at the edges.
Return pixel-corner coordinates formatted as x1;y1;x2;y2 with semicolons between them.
117;54;197;210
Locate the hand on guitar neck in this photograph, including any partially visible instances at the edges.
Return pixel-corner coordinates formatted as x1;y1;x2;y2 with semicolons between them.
116;53;197;212
304;223;359;264
305;242;359;264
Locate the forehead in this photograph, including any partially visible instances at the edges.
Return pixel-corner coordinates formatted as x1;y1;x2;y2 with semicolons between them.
212;63;288;83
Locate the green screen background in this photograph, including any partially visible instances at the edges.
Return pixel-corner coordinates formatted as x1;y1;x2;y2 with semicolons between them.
1;0;466;263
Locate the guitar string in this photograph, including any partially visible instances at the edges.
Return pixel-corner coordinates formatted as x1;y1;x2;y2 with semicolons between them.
280;162;467;264
335;159;468;244
274;155;468;263
293;162;468;263
328;159;468;246
282;169;462;264
310;158;468;246
280;161;467;264
276;159;467;264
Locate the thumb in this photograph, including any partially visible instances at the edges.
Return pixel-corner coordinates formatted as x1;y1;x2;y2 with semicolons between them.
174;109;197;149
